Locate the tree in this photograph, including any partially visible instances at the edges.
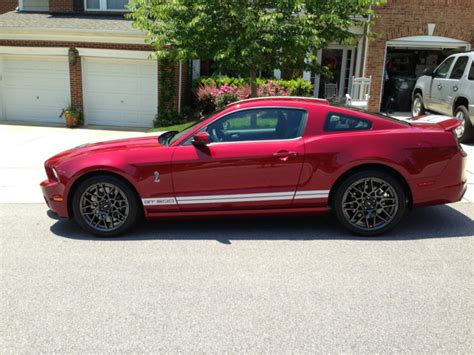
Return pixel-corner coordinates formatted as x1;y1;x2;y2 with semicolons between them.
128;0;383;96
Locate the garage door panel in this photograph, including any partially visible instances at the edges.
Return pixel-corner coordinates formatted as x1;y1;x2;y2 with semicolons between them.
83;58;158;128
1;56;70;123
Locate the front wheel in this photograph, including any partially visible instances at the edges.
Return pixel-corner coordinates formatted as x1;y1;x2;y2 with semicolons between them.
454;105;473;143
72;175;140;237
411;93;425;117
333;170;408;236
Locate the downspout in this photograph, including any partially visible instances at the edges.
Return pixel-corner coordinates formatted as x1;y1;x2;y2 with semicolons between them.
177;61;182;114
362;5;372;78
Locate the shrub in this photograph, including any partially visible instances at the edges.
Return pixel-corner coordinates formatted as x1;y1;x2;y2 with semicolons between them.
154;107;183;128
194;76;314;114
257;80;289;97
283;78;314;97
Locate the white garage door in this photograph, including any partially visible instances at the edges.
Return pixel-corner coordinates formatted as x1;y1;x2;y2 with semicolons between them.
83;57;158;128
0;56;70;123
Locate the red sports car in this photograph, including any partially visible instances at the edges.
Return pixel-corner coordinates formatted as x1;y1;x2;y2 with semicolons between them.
40;97;467;237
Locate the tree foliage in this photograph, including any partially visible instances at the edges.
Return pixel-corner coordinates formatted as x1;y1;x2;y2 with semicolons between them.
128;0;383;94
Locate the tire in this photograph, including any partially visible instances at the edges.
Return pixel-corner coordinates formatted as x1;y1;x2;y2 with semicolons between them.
454;105;474;143
72;175;140;237
333;170;408;236
411;93;425;117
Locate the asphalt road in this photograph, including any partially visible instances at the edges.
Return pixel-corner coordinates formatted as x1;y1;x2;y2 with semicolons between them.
1;202;473;353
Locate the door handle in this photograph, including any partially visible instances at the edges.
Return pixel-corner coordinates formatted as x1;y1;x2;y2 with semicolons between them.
453;85;458;92
437;84;442;90
273;151;298;160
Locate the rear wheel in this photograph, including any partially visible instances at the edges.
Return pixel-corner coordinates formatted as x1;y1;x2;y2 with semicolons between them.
333;170;408;236
72;175;140;237
454;105;473;143
411;93;425;117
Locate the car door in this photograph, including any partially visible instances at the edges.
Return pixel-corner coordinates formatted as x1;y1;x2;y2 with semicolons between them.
171;107;307;211
429;56;455;114
444;55;470;112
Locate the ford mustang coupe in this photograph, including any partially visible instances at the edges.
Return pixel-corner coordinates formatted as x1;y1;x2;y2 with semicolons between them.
41;97;467;237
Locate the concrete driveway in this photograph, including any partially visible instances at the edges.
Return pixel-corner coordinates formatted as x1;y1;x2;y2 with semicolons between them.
0;124;156;203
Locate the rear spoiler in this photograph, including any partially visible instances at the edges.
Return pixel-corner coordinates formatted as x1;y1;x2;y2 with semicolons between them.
410;115;462;131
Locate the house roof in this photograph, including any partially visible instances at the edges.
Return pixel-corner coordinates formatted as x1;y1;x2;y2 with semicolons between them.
0;11;139;32
0;11;147;44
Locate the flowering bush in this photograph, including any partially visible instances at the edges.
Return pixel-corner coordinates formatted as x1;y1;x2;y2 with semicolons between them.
257;80;289;97
195;77;313;114
211;83;249;109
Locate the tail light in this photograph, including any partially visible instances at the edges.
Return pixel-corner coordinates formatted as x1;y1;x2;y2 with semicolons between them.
452;131;466;155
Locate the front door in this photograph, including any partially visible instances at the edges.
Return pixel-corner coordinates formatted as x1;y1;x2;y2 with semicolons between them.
429;56;455;114
171;107;307;211
444;55;470;113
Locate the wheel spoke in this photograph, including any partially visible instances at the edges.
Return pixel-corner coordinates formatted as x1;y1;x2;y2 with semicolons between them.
79;182;130;232
342;177;399;231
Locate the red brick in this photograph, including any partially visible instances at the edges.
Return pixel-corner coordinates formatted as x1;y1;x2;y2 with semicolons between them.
0;0;17;14
366;0;474;111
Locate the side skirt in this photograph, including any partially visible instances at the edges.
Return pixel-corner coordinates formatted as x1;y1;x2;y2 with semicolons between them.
145;206;329;220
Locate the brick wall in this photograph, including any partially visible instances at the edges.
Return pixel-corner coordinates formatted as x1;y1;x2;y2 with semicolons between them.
0;0;17;14
68;48;83;111
0;40;184;123
49;0;75;13
366;0;474;111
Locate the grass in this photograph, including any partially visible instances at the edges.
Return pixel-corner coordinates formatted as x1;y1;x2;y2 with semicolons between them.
148;121;197;133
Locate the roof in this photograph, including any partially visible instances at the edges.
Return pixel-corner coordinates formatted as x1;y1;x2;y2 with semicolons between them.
0;11;146;44
227;97;330;108
0;11;140;33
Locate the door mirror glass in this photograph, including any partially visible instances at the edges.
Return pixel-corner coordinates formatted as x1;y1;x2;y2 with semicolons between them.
192;132;210;146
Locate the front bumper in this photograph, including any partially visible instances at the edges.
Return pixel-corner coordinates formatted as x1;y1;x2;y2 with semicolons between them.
40;179;69;218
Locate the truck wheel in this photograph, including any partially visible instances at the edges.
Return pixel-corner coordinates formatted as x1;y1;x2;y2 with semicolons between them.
454;105;473;143
411;93;425;117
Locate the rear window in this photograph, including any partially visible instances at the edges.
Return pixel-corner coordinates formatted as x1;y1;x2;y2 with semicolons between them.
324;113;372;132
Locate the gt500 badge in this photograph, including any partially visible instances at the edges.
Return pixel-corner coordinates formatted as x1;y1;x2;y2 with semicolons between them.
142;197;177;206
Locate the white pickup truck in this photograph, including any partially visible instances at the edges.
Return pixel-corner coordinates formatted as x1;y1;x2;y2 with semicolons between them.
412;51;474;143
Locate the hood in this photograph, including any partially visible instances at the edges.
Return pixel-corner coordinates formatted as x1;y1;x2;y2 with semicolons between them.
45;135;162;167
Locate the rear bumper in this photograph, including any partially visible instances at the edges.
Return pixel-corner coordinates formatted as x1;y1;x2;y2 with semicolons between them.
411;151;468;207
40;179;69;218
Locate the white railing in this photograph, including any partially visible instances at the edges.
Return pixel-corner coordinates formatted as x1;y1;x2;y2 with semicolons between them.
345;76;371;108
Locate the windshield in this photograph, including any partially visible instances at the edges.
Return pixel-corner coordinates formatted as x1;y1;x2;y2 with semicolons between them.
166;108;226;146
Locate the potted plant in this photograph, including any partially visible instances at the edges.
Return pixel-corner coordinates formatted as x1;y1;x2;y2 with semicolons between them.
59;105;83;128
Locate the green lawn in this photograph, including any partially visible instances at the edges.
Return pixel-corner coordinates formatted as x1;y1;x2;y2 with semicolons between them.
148;121;197;133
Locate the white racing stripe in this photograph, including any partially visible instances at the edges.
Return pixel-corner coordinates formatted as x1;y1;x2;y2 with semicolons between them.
142;190;329;206
294;190;330;200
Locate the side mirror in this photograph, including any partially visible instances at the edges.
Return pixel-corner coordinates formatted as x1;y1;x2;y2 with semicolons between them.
422;67;435;77
192;131;210;146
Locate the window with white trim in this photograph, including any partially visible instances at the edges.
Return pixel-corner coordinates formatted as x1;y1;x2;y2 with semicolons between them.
85;0;130;11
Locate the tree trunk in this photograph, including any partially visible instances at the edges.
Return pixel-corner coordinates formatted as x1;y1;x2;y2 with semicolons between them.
250;70;258;98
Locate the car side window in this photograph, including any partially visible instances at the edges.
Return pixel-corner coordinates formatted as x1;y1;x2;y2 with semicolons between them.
206;108;306;143
468;63;474;81
449;56;469;80
434;57;455;79
324;113;371;132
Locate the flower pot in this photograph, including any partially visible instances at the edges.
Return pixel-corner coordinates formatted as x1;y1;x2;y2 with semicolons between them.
65;113;79;128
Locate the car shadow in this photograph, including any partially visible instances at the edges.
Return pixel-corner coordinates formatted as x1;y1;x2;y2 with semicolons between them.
49;204;473;243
